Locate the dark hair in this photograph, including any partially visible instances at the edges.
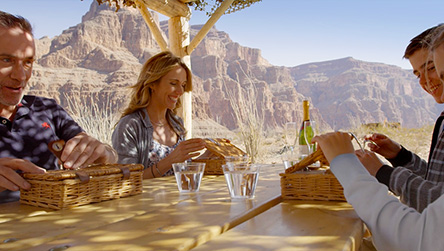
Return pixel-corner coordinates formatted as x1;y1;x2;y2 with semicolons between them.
0;11;33;35
403;24;444;59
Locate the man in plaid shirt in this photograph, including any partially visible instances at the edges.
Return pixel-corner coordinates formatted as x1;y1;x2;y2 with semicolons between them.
357;24;444;212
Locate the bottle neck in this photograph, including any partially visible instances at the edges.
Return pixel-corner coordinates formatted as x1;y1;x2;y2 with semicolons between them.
303;100;310;121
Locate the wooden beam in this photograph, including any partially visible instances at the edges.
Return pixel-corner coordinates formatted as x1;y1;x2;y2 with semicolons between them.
134;0;168;51
139;0;191;18
187;0;235;54
169;16;192;138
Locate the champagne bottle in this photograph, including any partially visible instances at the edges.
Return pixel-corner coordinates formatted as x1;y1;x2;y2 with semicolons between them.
298;100;314;158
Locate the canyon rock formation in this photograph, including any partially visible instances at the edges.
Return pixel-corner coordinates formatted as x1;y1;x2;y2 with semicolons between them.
27;1;441;136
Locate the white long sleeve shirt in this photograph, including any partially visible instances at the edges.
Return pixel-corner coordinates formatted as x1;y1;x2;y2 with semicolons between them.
330;153;444;251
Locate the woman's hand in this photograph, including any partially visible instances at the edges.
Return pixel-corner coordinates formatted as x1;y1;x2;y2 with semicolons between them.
355;149;385;176
167;138;206;164
312;132;355;163
364;133;401;159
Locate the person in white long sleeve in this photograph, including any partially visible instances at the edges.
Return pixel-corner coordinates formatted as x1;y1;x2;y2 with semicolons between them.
313;132;444;251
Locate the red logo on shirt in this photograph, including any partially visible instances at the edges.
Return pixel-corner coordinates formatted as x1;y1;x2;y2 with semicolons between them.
42;122;50;129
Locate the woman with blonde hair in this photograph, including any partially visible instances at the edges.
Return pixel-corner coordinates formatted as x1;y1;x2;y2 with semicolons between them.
112;51;205;179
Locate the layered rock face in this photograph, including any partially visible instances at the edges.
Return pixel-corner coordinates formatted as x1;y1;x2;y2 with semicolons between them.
28;1;441;133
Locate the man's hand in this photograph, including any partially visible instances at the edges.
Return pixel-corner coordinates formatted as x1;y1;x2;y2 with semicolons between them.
61;132;118;169
355;149;385;176
0;158;46;192
364;133;402;159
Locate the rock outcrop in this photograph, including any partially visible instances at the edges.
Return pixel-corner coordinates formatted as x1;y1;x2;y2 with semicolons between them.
27;1;441;133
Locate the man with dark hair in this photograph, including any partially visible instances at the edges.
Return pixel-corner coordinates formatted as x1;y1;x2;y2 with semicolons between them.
359;24;444;212
0;11;118;203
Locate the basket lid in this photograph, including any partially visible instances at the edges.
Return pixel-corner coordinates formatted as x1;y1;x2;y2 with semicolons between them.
199;138;246;159
22;163;144;181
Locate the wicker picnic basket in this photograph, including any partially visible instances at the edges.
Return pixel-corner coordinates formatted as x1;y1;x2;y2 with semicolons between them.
192;138;247;175
280;149;346;202
20;163;144;210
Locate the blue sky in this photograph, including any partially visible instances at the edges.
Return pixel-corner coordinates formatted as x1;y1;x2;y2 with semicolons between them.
2;0;444;69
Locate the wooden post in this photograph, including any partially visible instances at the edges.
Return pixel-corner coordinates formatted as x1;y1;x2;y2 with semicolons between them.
187;0;235;54
135;0;236;138
169;16;192;138
140;0;190;18
134;0;168;51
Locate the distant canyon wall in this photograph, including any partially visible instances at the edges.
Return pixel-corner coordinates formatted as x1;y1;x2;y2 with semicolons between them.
28;1;442;133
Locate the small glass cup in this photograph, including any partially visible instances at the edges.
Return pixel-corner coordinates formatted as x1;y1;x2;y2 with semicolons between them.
303;120;317;154
172;162;206;193
224;155;249;167
222;163;261;199
349;132;379;152
284;122;298;151
281;146;299;170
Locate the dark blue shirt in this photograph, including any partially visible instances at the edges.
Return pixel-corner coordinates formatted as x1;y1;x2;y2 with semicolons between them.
0;95;83;203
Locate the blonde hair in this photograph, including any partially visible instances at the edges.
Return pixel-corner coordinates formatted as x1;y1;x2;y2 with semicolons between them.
121;51;192;135
431;25;444;51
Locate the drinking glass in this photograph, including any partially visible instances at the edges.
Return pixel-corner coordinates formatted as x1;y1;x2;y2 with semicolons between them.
222;163;261;199
284;122;298;151
281;148;299;170
303;120;317;154
349;132;379;152
225;155;249;167
172;162;206;193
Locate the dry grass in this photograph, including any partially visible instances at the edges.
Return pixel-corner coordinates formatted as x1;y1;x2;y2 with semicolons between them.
225;83;265;163
62;93;433;166
350;125;433;160
264;124;434;165
64;93;118;145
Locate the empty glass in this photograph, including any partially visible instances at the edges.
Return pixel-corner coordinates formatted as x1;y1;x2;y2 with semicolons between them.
349;132;379;152
222;163;261;199
172;162;206;193
303;120;317;154
281;147;299;170
284;122;298;151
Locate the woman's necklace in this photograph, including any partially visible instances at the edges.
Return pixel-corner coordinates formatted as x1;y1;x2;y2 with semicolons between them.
152;120;166;127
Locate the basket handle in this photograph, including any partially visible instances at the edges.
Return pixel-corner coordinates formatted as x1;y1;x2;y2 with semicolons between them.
119;167;131;180
75;171;90;183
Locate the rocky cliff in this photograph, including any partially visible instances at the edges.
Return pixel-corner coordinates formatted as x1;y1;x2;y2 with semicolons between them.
27;1;441;133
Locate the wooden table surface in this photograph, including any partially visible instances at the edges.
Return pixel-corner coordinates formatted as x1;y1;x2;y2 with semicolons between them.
193;201;363;251
0;164;363;251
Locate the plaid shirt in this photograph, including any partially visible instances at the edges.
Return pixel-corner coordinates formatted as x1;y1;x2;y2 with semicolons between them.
385;113;444;212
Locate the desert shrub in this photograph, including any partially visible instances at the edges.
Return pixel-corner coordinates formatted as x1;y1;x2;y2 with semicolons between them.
350;124;433;160
63;93;119;145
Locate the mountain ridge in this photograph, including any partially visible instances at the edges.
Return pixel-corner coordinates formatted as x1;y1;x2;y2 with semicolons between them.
27;1;442;133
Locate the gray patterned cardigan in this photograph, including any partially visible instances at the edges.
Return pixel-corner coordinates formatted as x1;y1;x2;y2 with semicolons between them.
376;113;444;212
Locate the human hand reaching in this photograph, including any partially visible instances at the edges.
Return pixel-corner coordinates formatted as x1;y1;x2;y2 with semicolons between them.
61;132;118;169
312;132;355;163
166;138;206;164
0;158;46;192
364;133;401;159
355;149;385;176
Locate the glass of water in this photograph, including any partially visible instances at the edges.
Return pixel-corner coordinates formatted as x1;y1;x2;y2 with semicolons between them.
172;162;206;193
222;163;261;199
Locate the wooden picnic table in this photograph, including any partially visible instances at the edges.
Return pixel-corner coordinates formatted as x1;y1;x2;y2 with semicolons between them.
0;164;363;250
